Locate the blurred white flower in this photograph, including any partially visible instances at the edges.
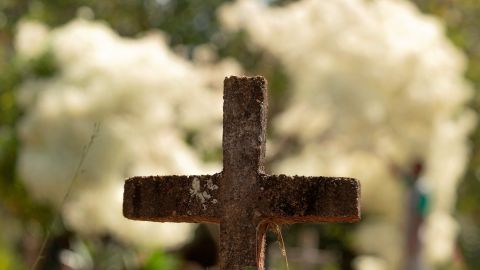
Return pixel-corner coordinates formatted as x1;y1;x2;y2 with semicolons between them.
421;211;459;265
15;20;49;60
220;0;474;268
16;19;241;248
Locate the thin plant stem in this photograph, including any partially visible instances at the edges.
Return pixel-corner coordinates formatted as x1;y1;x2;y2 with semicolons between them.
31;122;100;270
257;222;289;270
269;223;289;270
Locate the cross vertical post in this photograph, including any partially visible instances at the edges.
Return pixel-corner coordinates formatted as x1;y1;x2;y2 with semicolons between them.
220;77;268;268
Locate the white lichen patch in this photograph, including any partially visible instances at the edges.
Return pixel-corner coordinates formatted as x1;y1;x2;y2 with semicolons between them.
190;177;218;210
190;178;203;201
202;191;211;200
206;179;218;190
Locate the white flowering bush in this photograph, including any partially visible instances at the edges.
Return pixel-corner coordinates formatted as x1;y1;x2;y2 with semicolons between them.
220;0;474;268
15;19;240;248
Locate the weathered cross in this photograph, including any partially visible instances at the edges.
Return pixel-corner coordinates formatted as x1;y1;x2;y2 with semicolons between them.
123;76;360;269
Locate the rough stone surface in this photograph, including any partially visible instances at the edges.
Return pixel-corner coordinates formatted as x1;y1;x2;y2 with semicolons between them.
123;75;361;270
124;174;221;223
257;175;360;223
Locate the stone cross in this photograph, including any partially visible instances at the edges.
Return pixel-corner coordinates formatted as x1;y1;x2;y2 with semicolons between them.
123;76;360;270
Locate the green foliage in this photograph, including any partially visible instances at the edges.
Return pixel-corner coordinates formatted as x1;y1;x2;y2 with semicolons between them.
23;50;58;78
143;250;180;270
0;246;24;270
0;51;56;228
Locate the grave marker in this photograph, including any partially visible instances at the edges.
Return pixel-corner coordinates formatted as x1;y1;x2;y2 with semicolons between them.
123;76;361;269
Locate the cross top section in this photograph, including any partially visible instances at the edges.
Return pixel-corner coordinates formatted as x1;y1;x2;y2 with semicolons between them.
123;76;361;270
223;76;267;174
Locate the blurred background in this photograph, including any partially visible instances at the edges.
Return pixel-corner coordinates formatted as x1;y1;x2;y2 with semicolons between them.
1;0;480;269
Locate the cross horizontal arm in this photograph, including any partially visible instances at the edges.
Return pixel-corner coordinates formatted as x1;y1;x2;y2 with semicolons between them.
257;174;360;224
123;174;221;223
